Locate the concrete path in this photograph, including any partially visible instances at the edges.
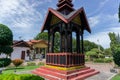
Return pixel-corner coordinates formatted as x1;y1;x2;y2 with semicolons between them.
85;62;116;80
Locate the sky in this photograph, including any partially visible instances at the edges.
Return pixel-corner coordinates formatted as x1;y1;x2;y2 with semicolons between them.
0;0;119;49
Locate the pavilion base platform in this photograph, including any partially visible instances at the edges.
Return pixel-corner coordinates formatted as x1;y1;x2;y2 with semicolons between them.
32;53;100;80
32;66;99;80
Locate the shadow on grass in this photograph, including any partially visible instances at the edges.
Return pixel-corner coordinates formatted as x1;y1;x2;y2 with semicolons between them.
5;67;24;70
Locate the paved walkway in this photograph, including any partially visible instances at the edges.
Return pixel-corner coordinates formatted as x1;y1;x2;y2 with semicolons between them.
85;62;116;80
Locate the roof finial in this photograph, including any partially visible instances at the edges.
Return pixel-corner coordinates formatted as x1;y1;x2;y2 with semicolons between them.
58;0;72;2
57;0;74;15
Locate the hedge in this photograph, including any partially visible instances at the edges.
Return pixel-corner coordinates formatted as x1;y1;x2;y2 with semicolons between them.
93;58;113;63
0;74;44;80
0;58;11;67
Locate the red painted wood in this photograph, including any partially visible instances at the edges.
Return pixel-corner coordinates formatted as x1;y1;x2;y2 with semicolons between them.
46;53;85;67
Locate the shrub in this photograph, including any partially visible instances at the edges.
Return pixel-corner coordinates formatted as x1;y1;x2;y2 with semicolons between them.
0;74;44;80
98;54;105;58
85;58;89;62
93;58;104;63
0;24;13;55
27;62;36;66
38;62;44;66
93;58;113;63
0;58;11;67
104;58;113;63
12;59;23;67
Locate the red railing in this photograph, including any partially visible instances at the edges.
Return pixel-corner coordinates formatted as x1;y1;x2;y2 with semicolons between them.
46;53;85;67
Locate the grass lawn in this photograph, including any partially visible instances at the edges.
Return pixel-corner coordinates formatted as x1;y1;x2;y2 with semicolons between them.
111;74;120;80
0;73;45;80
2;65;40;74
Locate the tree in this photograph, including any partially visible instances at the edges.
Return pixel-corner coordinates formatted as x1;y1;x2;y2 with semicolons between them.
86;47;105;61
104;48;112;57
72;38;76;52
35;32;104;53
84;40;104;52
34;32;48;41
12;59;23;72
109;32;120;66
0;24;13;55
34;32;60;52
86;48;99;60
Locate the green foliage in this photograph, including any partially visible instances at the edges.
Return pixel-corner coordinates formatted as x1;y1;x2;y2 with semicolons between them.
72;38;76;52
0;46;13;55
34;32;48;40
104;58;113;63
38;62;44;66
93;58;112;63
112;74;120;80
27;62;36;66
85;57;89;61
86;49;98;61
12;59;23;67
54;32;60;52
0;24;13;45
86;48;105;61
0;58;11;67
98;54;105;58
0;24;13;55
93;58;104;63
0;74;44;80
112;47;120;66
86;51;97;57
104;48;112;57
34;32;60;52
109;32;120;66
109;32;118;52
84;40;104;52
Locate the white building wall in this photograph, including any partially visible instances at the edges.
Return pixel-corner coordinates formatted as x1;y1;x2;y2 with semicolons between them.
11;47;30;61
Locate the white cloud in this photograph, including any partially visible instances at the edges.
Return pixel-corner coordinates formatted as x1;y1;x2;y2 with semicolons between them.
107;14;118;21
86;13;119;48
88;0;110;16
109;27;120;33
85;26;120;49
88;15;100;27
88;13;119;28
0;0;51;40
85;32;110;49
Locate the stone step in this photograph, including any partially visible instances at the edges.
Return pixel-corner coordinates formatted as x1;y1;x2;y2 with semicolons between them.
32;67;99;80
40;66;90;74
36;67;93;79
71;71;100;80
67;69;95;79
36;68;65;79
32;70;59;80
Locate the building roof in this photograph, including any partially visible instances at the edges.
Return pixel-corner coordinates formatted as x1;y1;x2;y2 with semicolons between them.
27;40;48;46
57;0;74;13
13;40;30;47
41;7;91;33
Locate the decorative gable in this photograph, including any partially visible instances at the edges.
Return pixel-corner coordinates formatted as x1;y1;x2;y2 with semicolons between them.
51;15;61;26
72;15;81;25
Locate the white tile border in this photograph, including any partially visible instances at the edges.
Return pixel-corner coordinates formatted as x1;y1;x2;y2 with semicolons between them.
107;73;117;80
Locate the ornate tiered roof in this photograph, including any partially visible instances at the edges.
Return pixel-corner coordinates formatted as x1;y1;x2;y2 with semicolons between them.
57;0;74;14
41;0;91;33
